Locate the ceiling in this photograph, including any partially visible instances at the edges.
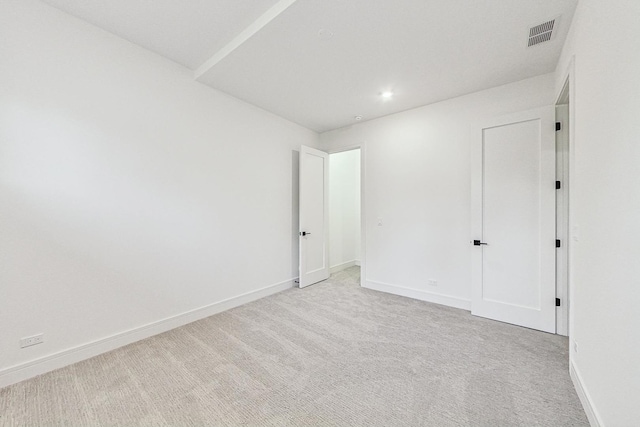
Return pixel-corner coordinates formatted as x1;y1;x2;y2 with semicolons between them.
41;0;578;133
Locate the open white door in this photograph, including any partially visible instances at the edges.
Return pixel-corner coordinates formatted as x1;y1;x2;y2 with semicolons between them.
299;145;330;288
471;106;556;333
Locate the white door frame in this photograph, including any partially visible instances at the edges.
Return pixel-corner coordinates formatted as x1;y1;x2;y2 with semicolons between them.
555;56;576;339
328;144;366;288
555;101;569;336
471;106;556;333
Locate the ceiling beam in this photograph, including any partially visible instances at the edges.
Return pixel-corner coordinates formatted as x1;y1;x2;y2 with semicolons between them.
194;0;298;81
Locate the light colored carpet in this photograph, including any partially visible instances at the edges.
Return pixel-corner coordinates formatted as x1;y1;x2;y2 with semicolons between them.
1;267;587;426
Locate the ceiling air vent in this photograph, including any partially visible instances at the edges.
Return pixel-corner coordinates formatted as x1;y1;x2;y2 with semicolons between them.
528;19;555;47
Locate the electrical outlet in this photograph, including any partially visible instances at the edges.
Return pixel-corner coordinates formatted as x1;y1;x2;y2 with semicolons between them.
20;334;44;348
428;279;438;287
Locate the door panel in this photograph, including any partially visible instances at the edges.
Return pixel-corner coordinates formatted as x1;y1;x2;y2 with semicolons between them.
472;107;556;333
299;146;329;287
483;120;541;308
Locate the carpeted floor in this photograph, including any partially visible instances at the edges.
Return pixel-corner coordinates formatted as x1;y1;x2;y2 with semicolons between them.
0;267;587;426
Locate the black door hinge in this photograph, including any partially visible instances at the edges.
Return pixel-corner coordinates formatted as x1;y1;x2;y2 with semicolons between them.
556;239;561;248
556;181;561;189
556;122;562;131
556;298;561;307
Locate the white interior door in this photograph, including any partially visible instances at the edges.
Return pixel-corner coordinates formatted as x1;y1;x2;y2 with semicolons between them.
299;145;330;288
471;107;556;333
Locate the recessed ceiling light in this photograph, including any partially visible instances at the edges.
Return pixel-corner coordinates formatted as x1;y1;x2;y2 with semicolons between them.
354;115;363;121
381;91;394;99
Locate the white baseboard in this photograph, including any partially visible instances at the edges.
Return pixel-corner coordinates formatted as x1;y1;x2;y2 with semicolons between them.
330;260;358;274
570;360;602;427
0;277;296;389
364;280;471;311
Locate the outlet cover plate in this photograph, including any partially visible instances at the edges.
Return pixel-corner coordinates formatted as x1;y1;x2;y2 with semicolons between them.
20;334;44;348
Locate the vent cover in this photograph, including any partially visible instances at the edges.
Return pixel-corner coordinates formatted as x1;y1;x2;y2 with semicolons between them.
528;19;555;47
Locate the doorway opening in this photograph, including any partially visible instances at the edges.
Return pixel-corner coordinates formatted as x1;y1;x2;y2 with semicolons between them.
298;145;364;288
555;77;571;336
328;148;361;276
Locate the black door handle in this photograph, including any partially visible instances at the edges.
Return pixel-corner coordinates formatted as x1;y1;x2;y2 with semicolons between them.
473;240;488;246
300;231;311;236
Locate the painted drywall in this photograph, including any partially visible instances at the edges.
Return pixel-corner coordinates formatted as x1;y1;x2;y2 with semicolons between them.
554;0;640;424
329;149;360;271
321;74;555;309
0;0;318;382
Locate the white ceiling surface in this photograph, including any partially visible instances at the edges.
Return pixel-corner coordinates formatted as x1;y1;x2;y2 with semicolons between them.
41;0;578;133
40;0;281;69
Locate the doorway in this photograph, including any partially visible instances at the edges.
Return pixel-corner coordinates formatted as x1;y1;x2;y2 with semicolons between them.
328;148;361;274
298;145;364;288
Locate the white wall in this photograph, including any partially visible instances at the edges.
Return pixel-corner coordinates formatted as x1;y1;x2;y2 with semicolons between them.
321;74;555;309
329;149;360;271
0;0;318;385
554;0;640;424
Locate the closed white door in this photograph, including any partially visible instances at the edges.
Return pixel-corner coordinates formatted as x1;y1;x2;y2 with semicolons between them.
471;107;556;333
299;145;330;288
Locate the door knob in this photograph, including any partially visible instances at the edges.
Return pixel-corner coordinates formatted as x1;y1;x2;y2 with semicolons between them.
473;240;488;246
300;231;311;236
